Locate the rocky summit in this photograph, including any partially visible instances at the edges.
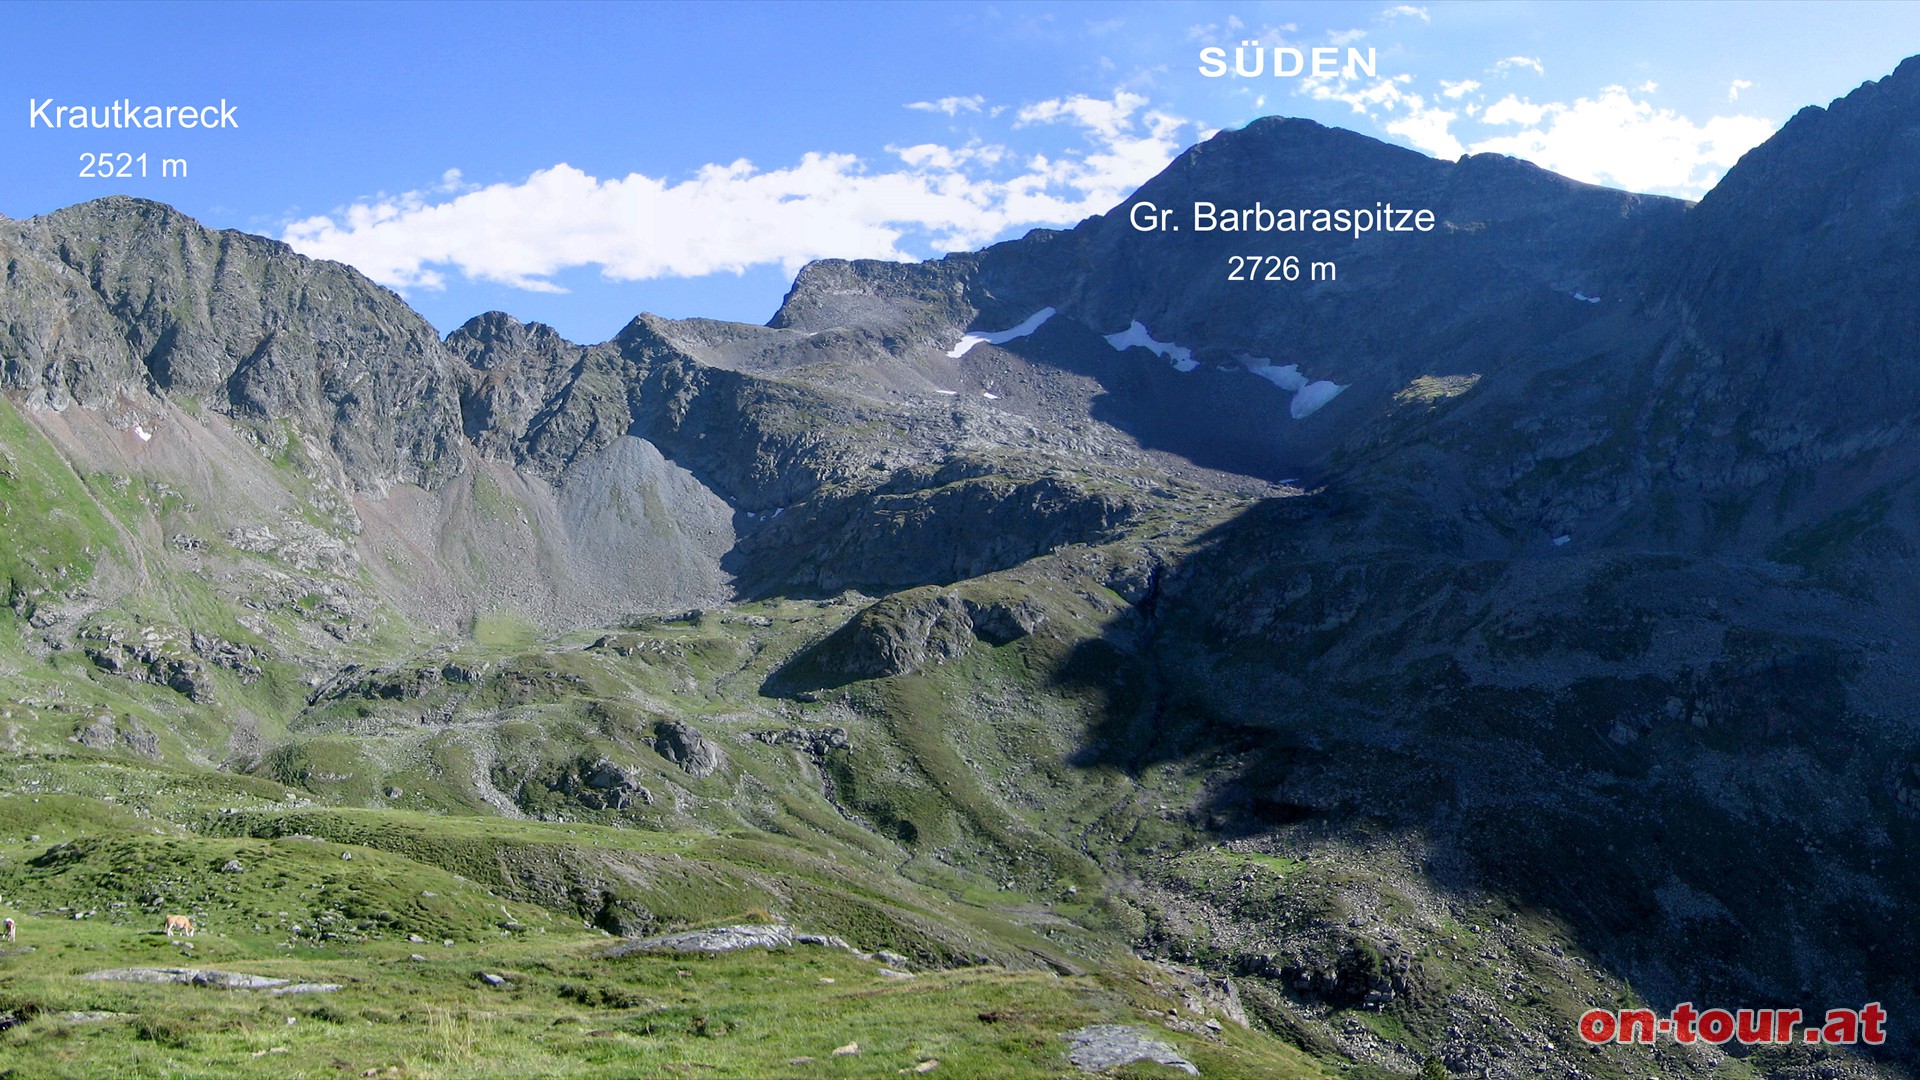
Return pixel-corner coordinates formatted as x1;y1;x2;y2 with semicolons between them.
0;54;1917;1080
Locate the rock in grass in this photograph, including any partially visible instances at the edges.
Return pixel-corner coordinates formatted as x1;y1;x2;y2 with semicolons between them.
832;1043;860;1056
602;923;792;957
84;968;289;990
1064;1025;1198;1076
651;720;725;777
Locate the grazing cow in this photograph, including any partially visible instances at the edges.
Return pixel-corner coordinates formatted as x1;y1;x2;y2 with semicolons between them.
3;918;13;942
164;914;194;937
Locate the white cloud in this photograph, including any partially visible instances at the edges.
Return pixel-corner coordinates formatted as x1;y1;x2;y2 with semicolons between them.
891;142;1007;171
1728;78;1753;102
1482;95;1548;126
283;91;1190;294
1386;107;1465;159
1636;80;1658;94
1492;56;1545;76
433;168;473;195
1380;5;1429;21
1301;71;1420;116
1305;64;1774;199
906;95;985;116
1329;28;1368;46
1298;70;1464;162
1466;85;1774;196
1016;90;1148;139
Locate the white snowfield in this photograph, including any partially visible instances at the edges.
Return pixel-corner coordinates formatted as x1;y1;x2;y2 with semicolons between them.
1103;321;1196;370
1242;357;1348;419
1243;358;1307;392
1288;380;1346;419
1573;291;1602;304
947;307;1057;358
966;312;1346;418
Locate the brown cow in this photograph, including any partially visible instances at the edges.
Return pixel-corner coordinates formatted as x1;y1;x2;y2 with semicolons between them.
164;914;194;937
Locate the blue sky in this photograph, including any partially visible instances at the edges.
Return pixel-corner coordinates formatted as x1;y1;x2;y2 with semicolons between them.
3;1;1917;342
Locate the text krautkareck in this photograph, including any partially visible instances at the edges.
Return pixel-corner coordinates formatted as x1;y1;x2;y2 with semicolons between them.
28;98;237;130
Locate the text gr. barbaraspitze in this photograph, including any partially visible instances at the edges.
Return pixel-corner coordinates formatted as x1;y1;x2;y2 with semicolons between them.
1128;201;1435;284
1128;201;1435;237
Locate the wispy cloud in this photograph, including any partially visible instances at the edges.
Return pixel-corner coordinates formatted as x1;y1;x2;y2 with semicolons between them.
1185;14;1246;40
906;95;985;116
1728;78;1753;102
1492;56;1545;76
283;92;1190;294
1379;5;1429;21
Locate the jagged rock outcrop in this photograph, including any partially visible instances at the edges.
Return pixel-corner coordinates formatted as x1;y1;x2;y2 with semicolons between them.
540;756;653;811
650;721;724;777
769;583;1049;693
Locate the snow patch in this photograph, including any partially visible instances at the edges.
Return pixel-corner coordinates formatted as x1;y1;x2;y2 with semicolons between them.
1552;535;1572;546
133;425;152;442
932;389;959;395
1573;292;1602;304
981;391;999;400
948;307;1056;358
1290;381;1347;419
1243;358;1308;392
1244;356;1346;419
1104;321;1193;369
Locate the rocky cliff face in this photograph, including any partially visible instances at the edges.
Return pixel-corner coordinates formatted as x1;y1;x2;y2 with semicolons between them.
0;198;464;492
